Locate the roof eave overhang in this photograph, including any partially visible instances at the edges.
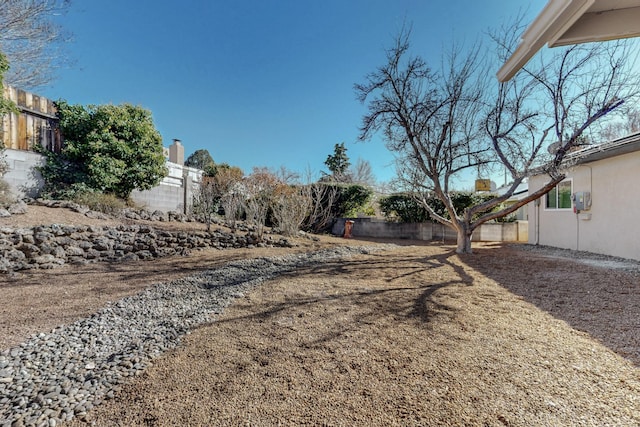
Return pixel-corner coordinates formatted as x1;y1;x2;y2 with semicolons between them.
496;0;595;82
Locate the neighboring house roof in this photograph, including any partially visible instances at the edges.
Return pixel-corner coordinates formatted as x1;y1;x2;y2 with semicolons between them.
565;131;640;165
497;0;640;82
527;132;640;178
495;180;528;202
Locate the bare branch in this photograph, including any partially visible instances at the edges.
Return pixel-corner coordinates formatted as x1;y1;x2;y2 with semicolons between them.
0;0;72;89
357;18;640;253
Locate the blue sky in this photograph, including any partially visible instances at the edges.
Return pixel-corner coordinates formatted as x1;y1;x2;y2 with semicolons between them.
39;0;546;187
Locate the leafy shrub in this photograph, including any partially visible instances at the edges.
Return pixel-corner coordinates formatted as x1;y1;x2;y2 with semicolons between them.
0;145;8;176
379;192;500;223
39;101;167;199
0;53;18;116
379;194;430;223
337;184;373;217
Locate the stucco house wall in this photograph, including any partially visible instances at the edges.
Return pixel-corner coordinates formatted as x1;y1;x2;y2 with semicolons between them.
528;140;640;261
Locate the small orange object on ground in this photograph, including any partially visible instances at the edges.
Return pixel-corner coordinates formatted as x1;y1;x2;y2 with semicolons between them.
343;220;354;238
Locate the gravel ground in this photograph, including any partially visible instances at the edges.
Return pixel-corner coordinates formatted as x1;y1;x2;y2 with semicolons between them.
2;207;640;426
1;246;387;426
68;242;640;427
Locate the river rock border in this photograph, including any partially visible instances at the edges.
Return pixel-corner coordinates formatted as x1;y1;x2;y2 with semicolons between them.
0;223;295;273
0;245;387;427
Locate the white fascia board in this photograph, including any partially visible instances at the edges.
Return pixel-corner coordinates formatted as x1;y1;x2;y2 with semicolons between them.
551;6;640;46
496;0;595;82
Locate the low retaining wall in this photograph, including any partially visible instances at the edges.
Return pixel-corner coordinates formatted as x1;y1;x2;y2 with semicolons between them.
0;223;294;272
332;218;528;243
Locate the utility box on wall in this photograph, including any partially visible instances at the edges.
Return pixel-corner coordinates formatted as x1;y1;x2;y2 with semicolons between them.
573;191;591;211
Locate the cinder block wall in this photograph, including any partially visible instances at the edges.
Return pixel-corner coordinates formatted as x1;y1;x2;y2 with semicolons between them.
333;218;433;240
2;151;202;213
2;149;46;198
130;162;202;213
332;217;527;243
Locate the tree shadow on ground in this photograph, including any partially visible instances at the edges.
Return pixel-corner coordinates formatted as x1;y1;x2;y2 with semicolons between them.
0;247;312;291
461;243;640;366
200;247;475;349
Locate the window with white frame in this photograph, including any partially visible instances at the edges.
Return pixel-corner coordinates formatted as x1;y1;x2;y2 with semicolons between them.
545;179;572;209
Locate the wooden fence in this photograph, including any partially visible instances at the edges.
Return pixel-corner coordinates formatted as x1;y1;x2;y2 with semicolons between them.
1;85;61;152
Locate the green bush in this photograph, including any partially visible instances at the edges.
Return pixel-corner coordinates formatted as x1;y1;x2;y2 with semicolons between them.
337;184;373;217
379;192;500;223
0;53;18;116
0;138;15;207
379;194;429;223
39;101;167;199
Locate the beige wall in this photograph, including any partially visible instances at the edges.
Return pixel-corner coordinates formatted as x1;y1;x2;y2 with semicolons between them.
3;151;203;213
528;150;640;261
332;218;528;243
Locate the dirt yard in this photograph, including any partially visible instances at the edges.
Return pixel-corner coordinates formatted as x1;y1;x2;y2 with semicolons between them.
2;207;640;426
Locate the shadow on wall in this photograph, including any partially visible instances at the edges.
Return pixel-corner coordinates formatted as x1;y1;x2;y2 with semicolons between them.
2;149;45;199
1;149;203;212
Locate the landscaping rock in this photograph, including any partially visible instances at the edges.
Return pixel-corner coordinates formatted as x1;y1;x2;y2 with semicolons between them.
7;201;27;215
0;223;297;273
0;246;384;427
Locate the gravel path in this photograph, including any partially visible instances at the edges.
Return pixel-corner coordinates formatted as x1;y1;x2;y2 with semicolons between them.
0;246;386;427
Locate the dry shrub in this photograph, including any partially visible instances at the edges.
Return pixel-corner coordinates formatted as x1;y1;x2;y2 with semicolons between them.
271;184;311;236
71;191;127;215
0;179;14;207
216;167;245;229
243;168;278;240
303;183;339;233
192;176;220;231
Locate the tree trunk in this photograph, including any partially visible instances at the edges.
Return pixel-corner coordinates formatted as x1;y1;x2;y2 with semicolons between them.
455;223;473;254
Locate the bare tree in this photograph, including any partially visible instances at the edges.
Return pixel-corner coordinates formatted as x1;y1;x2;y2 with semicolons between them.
243;167;278;240
192;176;219;231
220;183;244;230
274;165;300;184
302;183;339;233
595;106;640;141
271;184;312;236
268;167;312;236
357;26;639;254
0;0;72;89
349;158;376;187
213;166;244;230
